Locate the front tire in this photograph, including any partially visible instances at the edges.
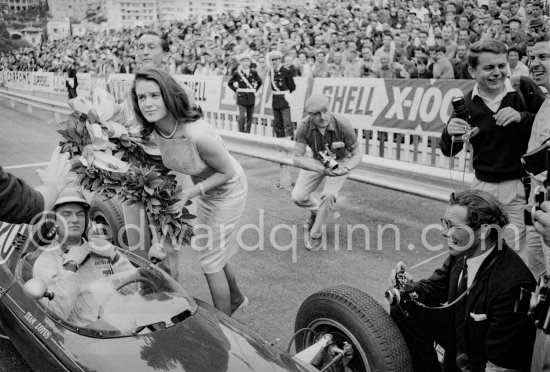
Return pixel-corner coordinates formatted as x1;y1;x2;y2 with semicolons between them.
294;285;412;372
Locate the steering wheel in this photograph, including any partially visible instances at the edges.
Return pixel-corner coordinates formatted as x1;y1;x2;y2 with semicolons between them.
115;277;158;293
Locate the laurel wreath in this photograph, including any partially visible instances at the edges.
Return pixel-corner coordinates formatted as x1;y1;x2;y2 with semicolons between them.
57;90;195;245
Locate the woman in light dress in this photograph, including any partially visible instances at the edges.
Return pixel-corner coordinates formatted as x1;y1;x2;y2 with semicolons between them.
131;68;248;316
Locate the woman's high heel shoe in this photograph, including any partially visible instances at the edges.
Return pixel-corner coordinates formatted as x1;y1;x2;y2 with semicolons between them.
231;296;249;316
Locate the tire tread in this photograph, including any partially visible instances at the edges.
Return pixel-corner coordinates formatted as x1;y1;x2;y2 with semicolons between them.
295;285;412;372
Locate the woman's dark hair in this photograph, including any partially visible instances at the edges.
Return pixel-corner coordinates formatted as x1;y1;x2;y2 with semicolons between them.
132;68;203;136
507;46;523;58
449;190;510;241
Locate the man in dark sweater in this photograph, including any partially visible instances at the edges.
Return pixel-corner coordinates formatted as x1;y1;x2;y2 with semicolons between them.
439;39;546;254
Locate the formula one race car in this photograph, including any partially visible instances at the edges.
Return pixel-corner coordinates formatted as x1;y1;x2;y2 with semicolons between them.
0;214;412;372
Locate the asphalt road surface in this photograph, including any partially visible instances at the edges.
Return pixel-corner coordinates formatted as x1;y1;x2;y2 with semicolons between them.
0;101;449;371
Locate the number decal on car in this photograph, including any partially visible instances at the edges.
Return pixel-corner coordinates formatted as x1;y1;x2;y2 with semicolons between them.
0;223;27;265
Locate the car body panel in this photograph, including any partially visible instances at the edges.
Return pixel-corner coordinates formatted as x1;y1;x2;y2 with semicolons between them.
0;299;69;372
0;221;317;372
56;304;313;372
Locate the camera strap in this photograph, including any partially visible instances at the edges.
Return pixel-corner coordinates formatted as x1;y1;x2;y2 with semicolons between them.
313;126;335;160
511;76;527;111
414;250;500;311
448;136;472;193
522;176;532;202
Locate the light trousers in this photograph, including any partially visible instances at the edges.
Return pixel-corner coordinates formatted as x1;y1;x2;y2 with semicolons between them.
291;165;349;239
526;177;550;277
471;177;526;256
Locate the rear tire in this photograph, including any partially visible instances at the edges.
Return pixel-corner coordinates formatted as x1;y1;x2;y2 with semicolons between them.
89;195;127;246
89;195;152;261
294;285;413;372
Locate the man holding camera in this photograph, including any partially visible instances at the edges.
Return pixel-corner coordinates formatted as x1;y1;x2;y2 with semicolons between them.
439;39;546;254
389;190;536;372
528;200;550;372
291;94;361;250
525;38;550;277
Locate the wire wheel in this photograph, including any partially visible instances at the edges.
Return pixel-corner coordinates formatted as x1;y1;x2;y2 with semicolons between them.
294;285;413;372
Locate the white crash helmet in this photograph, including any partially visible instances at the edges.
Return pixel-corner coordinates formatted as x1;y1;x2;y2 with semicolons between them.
53;185;90;210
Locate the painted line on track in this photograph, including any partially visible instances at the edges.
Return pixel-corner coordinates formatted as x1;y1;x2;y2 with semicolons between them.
4;162;48;170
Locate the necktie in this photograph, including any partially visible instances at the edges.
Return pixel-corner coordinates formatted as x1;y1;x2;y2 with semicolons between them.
455;257;471;370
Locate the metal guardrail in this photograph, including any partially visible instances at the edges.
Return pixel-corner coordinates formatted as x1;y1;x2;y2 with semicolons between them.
1;88;474;202
201;109;475;175
220;131;473;201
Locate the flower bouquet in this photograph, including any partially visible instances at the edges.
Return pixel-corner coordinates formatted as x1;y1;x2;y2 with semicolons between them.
58;88;194;245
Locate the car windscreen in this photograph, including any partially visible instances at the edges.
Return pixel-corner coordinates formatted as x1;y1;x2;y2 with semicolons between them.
18;248;198;338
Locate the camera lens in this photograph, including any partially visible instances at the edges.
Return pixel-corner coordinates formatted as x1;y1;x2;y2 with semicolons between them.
384;288;400;306
514;287;538;315
328;160;339;171
452;97;470;122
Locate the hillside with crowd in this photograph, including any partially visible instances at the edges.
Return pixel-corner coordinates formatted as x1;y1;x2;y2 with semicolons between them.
0;0;548;80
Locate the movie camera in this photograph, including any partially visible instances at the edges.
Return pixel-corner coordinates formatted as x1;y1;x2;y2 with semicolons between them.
451;97;480;142
384;264;419;317
318;144;339;171
515;274;550;334
523;146;550;226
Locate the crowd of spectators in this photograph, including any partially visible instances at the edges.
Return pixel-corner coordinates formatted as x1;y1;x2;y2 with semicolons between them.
1;0;548;80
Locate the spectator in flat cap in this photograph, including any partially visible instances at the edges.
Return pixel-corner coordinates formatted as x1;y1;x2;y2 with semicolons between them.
291;93;362;251
228;53;263;133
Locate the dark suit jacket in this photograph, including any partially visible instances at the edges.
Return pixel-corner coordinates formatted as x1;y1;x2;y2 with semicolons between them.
413;243;536;371
66;67;78;89
0;167;44;224
228;68;262;107
119;65;131;74
270;66;296;110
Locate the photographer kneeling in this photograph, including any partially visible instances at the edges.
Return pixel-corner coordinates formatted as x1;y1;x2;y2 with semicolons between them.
389;190;536;372
291;93;361;250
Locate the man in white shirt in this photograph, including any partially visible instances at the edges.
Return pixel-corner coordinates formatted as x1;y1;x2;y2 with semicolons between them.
136;31;196;109
525;39;550;277
531;199;550;372
409;0;430;20
529;38;550;92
